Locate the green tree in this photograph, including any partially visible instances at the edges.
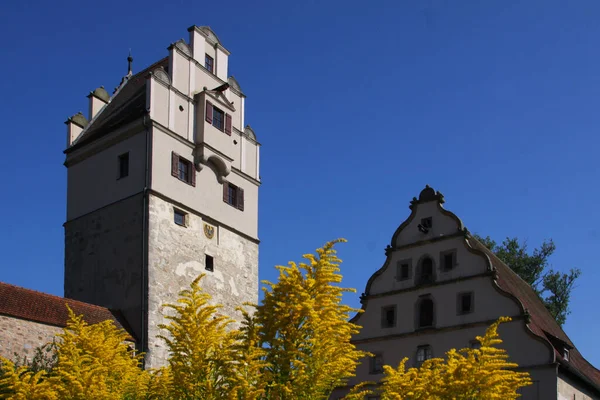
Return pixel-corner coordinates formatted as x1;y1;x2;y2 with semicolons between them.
474;234;580;326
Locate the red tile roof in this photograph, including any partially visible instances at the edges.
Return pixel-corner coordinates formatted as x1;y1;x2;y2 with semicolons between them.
469;237;600;390
0;282;130;335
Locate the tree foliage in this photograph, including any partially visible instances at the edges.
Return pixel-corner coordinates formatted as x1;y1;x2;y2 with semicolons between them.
1;240;532;399
474;234;580;326
377;317;532;399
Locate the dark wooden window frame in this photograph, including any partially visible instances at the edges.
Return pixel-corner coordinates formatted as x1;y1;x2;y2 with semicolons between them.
171;152;196;186
223;181;244;211
205;54;214;73
205;100;232;135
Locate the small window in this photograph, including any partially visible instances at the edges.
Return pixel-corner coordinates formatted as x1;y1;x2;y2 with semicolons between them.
205;254;214;272
381;305;396;328
223;181;244;211
416;345;432;366
174;209;186;226
369;354;384;374
171;152;195;186
396;259;411;281
421;217;432;229
441;250;457;271
205;54;214;73
399;263;409;280
418;297;434;328
457;292;474;315
212;106;224;131
563;349;570;362
118;152;129;179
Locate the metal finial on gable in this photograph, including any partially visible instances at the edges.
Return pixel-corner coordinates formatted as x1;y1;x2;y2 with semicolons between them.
127;49;133;76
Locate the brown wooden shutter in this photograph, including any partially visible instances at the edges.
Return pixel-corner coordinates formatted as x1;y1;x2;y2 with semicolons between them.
190;161;196;187
225;113;232;135
171;152;179;177
222;181;229;203
237;187;244;211
205;100;213;123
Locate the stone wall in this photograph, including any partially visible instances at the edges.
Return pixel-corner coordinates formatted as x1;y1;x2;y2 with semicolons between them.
145;194;259;368
558;371;598;400
64;193;144;343
0;315;61;361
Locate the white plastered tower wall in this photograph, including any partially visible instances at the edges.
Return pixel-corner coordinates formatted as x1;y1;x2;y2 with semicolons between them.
63;25;260;369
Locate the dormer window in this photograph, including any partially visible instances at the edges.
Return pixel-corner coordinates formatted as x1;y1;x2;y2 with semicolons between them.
205;54;214;73
563;349;570;361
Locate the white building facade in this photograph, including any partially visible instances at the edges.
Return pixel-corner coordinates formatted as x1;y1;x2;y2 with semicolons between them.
332;186;600;400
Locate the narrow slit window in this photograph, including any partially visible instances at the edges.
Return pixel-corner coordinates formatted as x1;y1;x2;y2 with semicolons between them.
205;254;214;272
118;152;129;179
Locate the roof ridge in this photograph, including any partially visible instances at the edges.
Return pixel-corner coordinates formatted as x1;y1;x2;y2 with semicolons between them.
468;236;575;345
0;281;114;312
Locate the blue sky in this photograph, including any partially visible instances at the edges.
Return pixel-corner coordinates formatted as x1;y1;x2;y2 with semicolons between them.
1;0;599;367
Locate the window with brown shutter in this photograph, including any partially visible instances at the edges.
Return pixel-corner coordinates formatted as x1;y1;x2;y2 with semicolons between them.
205;100;213;124
225;113;232;135
212;107;224;131
223;182;245;211
223;181;229;202
237;187;244;210
171;152;195;186
171;152;179;177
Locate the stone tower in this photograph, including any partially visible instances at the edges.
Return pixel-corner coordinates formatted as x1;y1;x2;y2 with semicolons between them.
63;26;260;368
